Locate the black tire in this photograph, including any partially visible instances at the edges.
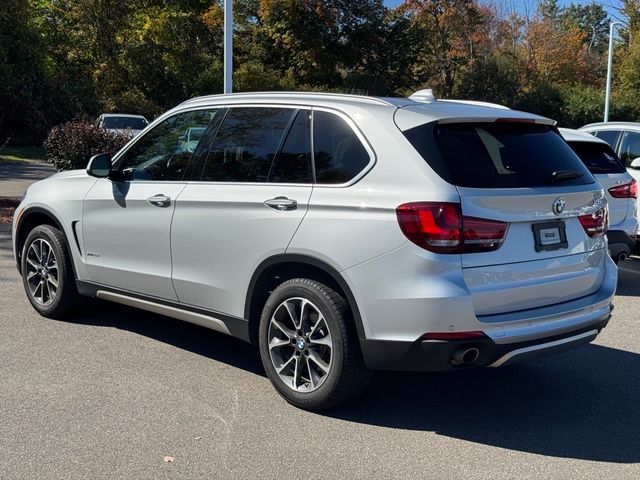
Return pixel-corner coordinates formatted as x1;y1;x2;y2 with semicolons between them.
258;278;371;411
21;224;80;319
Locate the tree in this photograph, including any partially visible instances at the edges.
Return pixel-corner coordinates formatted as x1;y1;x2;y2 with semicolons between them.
400;0;492;96
563;4;608;51
0;0;55;143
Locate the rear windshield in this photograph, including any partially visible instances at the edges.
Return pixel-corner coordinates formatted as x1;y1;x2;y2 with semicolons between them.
566;141;625;174
403;122;595;188
104;117;148;130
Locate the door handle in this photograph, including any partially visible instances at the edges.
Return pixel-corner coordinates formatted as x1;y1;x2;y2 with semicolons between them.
264;196;298;211
146;194;171;207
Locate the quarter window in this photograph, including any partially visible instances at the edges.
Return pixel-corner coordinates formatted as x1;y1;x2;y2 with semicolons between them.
593;130;621;150
313;111;371;184
117;109;218;181
618;131;640;166
200;108;295;183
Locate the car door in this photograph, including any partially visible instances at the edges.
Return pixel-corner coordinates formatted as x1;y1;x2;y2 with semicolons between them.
171;106;313;317
82;108;220;300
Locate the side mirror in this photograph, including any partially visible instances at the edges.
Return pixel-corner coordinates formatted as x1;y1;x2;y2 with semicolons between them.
630;158;640;170
87;153;112;178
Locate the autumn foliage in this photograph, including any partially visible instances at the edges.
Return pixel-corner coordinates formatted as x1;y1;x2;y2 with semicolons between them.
3;0;640;146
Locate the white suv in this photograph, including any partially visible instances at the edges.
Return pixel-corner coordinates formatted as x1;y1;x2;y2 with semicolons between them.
579;121;640;241
13;92;616;410
560;128;638;262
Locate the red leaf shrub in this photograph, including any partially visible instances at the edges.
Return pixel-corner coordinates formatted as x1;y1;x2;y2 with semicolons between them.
43;121;131;171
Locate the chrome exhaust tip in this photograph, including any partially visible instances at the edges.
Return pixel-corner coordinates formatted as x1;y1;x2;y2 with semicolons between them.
451;347;480;366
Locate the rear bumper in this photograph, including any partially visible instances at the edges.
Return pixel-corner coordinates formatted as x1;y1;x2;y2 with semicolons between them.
360;311;610;371
345;241;617;371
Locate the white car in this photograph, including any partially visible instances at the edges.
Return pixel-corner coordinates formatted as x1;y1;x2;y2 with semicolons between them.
579;122;640;239
96;113;149;137
13;91;616;410
560;128;638;262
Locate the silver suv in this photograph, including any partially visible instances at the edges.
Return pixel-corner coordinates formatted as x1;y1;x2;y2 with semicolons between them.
13;92;616;410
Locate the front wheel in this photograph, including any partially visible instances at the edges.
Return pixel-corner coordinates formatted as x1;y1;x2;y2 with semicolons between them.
258;278;371;410
21;224;80;319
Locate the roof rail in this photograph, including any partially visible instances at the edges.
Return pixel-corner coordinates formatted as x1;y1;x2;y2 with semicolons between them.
180;91;394;107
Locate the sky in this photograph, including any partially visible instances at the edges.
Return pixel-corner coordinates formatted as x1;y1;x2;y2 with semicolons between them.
383;1;624;21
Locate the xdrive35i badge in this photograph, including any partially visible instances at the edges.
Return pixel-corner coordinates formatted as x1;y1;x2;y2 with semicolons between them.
552;197;566;215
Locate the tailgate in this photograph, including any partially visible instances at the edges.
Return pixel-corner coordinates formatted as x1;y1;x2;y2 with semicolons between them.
458;186;607;315
458;185;607;268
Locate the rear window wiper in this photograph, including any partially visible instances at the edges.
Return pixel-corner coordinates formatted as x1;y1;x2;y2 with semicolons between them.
548;170;584;184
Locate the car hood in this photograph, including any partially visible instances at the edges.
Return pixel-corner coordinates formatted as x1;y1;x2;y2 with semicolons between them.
44;169;87;180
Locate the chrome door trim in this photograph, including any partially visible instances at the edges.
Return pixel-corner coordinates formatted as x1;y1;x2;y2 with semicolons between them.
96;290;231;335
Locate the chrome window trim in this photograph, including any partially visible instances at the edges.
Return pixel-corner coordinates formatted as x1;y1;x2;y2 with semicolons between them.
111;102;377;188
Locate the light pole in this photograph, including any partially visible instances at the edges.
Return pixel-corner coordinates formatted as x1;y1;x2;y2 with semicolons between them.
604;21;623;122
224;0;233;94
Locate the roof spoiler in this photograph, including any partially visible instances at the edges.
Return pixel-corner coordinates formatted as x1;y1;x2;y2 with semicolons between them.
409;89;510;110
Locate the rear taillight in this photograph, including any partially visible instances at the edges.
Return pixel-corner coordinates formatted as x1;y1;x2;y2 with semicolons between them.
608;179;637;199
396;202;508;254
578;206;608;238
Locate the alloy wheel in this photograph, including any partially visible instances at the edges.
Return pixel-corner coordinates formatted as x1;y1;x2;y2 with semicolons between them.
267;297;333;392
25;238;59;307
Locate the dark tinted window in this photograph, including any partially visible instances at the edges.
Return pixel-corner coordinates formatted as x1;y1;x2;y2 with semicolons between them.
201;108;294;182
269;110;313;183
118;110;217;181
314;111;370;184
567;141;625;174
618;131;640;166
104;116;148;130
404;122;594;188
593;130;621;149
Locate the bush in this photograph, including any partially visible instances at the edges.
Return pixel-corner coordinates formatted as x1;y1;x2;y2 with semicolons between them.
43;121;131;171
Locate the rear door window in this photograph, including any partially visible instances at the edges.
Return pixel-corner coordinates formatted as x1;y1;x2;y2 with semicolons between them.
313;111;371;184
618;131;640;167
403;122;594;188
200;107;295;182
566;141;625;174
593;130;621;149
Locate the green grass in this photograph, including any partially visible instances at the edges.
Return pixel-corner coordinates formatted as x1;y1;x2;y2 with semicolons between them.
0;146;46;163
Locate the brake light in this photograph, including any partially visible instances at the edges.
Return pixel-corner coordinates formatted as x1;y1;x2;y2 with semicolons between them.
578;206;608;238
396;202;508;253
608;179;637;199
494;117;536;123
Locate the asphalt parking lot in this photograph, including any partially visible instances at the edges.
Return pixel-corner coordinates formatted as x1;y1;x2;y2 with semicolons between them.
0;224;639;479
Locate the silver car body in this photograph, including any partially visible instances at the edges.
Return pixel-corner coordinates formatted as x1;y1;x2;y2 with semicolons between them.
560;127;638;259
14;92;616;370
579;122;640;235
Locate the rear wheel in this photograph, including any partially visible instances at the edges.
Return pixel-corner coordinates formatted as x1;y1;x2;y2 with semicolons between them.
258;278;371;410
21;225;80;319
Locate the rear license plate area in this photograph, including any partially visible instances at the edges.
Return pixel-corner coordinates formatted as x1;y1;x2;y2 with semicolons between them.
532;221;568;252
